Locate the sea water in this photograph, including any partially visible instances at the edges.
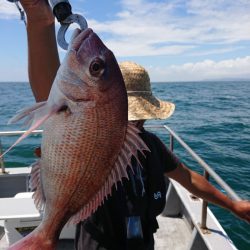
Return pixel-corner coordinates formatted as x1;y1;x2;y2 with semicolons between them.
0;81;249;249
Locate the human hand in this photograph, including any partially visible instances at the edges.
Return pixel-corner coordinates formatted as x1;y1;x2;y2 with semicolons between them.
231;200;250;223
20;0;54;23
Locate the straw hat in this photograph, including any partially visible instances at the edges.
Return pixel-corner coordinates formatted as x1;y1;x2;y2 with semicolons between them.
119;61;175;121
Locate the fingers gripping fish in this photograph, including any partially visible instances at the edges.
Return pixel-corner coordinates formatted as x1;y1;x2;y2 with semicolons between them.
3;28;149;250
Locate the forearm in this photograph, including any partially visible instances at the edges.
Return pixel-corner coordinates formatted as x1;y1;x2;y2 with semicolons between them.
167;163;235;212
185;170;234;211
27;21;59;101
23;2;60;102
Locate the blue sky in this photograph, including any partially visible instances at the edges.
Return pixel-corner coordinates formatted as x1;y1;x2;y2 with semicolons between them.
0;0;250;82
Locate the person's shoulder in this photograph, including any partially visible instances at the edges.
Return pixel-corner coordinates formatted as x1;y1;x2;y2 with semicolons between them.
141;128;181;172
141;128;162;141
140;128;165;148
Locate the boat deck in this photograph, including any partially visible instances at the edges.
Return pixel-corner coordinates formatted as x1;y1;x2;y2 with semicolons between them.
0;168;191;249
155;215;191;250
0;215;191;250
0;167;238;250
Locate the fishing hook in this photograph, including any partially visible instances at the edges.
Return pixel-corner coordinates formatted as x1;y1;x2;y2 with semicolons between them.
7;0;88;50
49;0;88;50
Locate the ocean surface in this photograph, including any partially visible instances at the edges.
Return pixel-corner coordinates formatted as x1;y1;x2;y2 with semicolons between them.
0;81;249;249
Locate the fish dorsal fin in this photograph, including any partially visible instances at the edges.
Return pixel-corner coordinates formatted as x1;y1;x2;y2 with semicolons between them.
29;160;46;210
68;122;150;224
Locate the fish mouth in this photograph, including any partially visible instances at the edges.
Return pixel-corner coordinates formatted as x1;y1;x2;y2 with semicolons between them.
73;28;107;64
73;28;94;53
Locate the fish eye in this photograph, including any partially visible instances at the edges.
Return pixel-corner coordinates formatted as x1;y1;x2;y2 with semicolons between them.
89;58;105;77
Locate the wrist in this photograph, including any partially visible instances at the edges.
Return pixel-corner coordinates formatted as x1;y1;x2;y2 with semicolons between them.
230;200;239;214
22;3;55;25
26;12;55;26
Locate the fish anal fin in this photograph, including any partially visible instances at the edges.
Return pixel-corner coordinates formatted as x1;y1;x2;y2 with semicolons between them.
68;122;150;224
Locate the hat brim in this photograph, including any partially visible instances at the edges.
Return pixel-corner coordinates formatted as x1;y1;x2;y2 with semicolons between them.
127;92;175;121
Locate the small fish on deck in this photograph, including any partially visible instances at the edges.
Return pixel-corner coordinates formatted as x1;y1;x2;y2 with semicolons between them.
2;28;149;250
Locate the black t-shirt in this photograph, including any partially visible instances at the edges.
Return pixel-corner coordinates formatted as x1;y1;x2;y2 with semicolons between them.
75;129;180;250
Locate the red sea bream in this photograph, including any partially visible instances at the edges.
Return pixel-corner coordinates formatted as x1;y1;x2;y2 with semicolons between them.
3;28;149;249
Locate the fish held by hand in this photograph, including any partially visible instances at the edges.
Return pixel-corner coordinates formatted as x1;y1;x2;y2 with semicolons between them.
7;28;149;250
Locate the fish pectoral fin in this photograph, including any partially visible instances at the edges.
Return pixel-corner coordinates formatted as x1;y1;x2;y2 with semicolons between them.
0;102;58;159
29;160;46;210
67;122;150;225
8;101;47;125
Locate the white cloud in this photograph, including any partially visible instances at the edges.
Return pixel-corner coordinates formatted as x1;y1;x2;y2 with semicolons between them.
0;2;19;19
188;47;245;57
2;1;250;57
85;0;250;57
148;56;250;81
2;54;249;82
1;0;250;82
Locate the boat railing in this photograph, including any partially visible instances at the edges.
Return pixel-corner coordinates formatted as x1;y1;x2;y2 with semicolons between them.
0;130;43;174
0;125;242;232
145;125;241;232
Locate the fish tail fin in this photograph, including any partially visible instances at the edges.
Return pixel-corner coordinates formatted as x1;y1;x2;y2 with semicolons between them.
7;230;56;250
0;102;58;159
